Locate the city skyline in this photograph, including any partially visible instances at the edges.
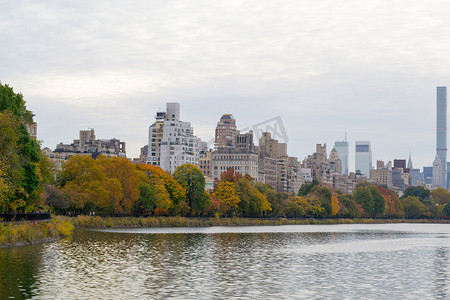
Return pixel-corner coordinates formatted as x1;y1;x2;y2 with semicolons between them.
2;1;450;171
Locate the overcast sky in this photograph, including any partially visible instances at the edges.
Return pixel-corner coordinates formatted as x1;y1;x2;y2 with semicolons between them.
2;0;450;171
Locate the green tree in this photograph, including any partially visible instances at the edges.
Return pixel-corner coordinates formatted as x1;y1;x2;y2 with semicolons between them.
337;194;360;217
0;83;41;212
353;186;375;217
309;185;332;216
173;164;211;215
283;196;307;218
400;196;429;219
138;164;186;213
369;185;385;216
298;179;319;196
235;178;271;217
443;201;450;217
255;182;282;217
401;186;431;204
431;188;450;206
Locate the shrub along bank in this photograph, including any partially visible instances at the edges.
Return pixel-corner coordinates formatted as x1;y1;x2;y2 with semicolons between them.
0;217;74;247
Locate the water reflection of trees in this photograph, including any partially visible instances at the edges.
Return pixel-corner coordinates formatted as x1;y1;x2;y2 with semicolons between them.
433;247;448;299
0;244;43;298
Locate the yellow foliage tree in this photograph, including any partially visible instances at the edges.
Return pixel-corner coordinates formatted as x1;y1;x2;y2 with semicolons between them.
331;193;340;216
97;156;141;212
213;181;240;209
61;155;124;213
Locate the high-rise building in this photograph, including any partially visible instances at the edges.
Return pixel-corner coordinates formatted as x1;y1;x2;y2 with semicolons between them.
214;114;237;150
433;155;443;188
328;147;342;174
147;103;203;174
355;141;372;177
370;160;392;188
393;159;406;171
334;140;349;175
437;86;447;188
423;166;433;186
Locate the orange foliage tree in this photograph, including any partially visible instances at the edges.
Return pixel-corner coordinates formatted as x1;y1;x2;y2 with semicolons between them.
376;185;403;218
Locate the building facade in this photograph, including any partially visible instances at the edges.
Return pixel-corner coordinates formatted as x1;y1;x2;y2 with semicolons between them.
55;128;126;159
334;140;349;175
355;141;372;177
214;114;237;150
146;103;203;174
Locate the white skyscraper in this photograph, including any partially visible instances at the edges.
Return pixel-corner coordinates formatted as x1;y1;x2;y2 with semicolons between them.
147;103;203;174
355;141;372;177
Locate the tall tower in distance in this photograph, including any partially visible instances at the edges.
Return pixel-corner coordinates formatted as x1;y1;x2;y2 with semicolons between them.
437;86;447;188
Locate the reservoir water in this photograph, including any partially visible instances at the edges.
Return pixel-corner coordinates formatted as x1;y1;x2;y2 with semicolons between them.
1;223;450;299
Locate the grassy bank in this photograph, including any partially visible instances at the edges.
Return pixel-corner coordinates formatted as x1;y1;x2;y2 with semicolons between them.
0;218;74;247
64;215;450;228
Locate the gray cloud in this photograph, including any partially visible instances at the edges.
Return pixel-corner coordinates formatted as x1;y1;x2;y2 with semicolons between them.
2;0;450;171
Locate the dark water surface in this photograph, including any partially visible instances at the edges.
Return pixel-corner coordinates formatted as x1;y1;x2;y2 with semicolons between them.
1;223;450;299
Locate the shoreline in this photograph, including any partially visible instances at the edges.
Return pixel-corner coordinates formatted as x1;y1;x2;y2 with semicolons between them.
0;218;74;248
66;215;450;228
3;216;449;248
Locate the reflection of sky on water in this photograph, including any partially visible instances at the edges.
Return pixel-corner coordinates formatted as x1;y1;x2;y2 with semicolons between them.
1;223;449;299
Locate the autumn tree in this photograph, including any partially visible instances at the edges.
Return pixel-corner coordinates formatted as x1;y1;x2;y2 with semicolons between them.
353;185;385;217
376;185;403;218
330;193;340;216
213;181;240;214
38;153;58;186
61;155;123;214
0;83;41;212
1;85;41;200
146;165;185;205
235;178;271;217
337;194;360;218
173;164;211;215
283;196;308;217
309;185;332;216
220;167;242;183
431;188;450;206
283;195;324;218
254;182;282;217
97;156;141;213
